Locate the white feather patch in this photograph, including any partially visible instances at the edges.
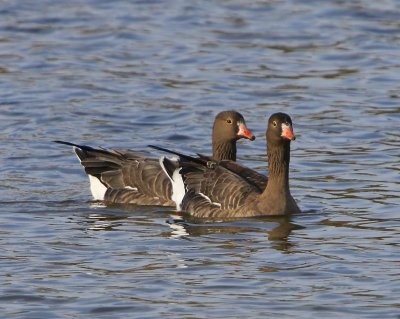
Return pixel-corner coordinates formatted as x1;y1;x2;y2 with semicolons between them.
159;156;186;211
124;186;138;191
171;167;185;211
198;192;221;207
88;175;107;200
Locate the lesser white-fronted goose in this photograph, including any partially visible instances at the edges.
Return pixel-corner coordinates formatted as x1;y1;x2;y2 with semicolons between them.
55;111;255;206
157;112;300;217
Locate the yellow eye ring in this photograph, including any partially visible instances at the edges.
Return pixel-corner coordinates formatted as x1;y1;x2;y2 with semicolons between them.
227;119;232;124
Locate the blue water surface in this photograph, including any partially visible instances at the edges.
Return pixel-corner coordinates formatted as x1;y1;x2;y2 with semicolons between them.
0;1;399;318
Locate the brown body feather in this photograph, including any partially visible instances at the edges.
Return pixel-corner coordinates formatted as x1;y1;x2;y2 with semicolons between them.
162;113;300;217
55;111;255;206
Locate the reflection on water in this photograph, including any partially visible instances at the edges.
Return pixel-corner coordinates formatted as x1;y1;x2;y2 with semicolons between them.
85;213;125;231
1;0;400;318
165;214;300;243
79;209;301;246
166;215;190;239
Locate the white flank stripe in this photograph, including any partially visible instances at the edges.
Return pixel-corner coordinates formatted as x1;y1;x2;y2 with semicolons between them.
124;186;138;191
159;156;186;211
88;175;107;200
171;167;185;210
198;192;221;207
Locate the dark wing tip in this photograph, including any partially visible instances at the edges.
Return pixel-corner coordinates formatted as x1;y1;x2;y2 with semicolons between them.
53;140;78;147
53;140;95;161
54;140;98;152
148;145;207;166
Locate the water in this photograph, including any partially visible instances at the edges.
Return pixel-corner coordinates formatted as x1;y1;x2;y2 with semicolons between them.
1;0;399;318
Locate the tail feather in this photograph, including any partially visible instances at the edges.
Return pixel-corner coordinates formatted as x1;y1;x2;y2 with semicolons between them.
54;140;122;200
54;140;111;162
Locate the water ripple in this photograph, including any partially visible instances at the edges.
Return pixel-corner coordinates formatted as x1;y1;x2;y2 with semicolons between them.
0;0;399;318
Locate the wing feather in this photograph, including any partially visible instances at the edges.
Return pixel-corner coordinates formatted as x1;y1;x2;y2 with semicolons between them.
55;141;173;206
179;161;260;215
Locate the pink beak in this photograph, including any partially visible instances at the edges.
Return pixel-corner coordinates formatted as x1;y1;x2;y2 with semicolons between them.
237;123;256;141
281;123;296;141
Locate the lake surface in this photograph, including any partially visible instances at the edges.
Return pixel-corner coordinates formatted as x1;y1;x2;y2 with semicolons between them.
1;0;399;318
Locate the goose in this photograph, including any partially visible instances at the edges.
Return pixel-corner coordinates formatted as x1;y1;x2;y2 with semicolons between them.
55;111;255;206
157;112;300;217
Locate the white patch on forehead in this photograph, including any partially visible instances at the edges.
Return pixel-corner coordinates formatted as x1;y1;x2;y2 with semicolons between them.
237;121;245;132
280;121;295;140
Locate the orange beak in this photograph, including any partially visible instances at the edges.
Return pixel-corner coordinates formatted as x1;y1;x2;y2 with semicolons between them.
281;123;296;141
237;123;256;141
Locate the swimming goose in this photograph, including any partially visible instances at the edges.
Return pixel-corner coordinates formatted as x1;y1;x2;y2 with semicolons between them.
55;111;255;206
157;112;300;217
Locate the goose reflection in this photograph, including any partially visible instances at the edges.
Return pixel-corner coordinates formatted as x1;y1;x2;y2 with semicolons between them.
80;203;303;253
165;213;302;251
80;202;164;231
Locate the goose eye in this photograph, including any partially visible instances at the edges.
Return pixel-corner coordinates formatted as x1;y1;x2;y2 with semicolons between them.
273;121;277;127
226;119;232;124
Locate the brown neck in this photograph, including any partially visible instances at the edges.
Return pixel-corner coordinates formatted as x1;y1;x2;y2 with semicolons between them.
212;139;236;161
261;140;291;197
